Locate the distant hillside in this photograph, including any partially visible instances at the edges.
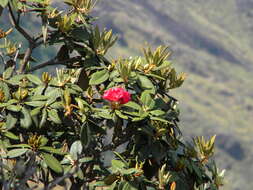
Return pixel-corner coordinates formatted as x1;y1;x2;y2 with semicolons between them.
94;1;253;190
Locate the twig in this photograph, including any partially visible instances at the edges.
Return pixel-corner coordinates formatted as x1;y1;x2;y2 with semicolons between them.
28;56;82;72
12;43;22;72
0;52;5;65
13;43;22;63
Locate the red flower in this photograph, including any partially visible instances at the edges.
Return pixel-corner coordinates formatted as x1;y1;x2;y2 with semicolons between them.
102;87;131;104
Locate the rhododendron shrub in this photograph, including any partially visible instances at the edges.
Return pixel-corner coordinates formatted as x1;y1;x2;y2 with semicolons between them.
0;0;224;189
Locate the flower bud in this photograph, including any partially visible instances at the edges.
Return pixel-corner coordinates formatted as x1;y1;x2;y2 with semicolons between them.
42;72;52;84
13;88;28;101
0;90;5;102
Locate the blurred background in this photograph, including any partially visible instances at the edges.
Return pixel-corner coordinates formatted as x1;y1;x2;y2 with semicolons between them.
1;0;253;189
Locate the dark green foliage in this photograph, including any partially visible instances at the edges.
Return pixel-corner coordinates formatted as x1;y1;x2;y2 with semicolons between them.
0;0;224;189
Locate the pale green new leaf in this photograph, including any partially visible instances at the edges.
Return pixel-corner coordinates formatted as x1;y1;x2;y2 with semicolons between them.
20;107;32;129
7;148;28;158
26;74;42;85
48;109;62;124
3;67;14;79
0;0;9;8
70;140;83;160
89;70;109;85
42;153;63;173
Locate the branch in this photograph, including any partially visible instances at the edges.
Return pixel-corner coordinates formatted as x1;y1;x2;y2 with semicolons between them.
8;3;42;74
19;44;34;74
28;56;82;72
8;4;34;44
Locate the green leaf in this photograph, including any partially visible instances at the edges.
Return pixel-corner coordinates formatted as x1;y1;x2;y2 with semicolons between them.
39;146;66;155
137;74;155;94
5;113;17;129
150;116;168;123
146;73;165;80
0;81;10;101
45;88;62;106
115;110;128;119
29;95;48;101
4;131;19;140
123;101;141;110
30;107;42;116
141;91;155;110
42;153;63;173
7;148;28;158
121;168;139;175
191;162;202;179
6;104;22;112
71;27;89;42
153;60;171;71
89;70;109;85
113;151;128;164
70;140;83;160
48;109;62;124
39;108;47;128
75;97;89;110
68;83;83;93
50;101;63;109
97;110;113;119
26;74;42;85
33;86;45;95
132;117;145;122
7;144;31;149
0;99;18;108
111;159;126;171
79;156;93;163
80;123;91;148
150;110;165;116
0;0;9;8
7;74;25;85
76;68;89;90
24;101;45;107
20;107;32;129
3;67;14;79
